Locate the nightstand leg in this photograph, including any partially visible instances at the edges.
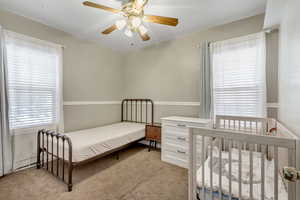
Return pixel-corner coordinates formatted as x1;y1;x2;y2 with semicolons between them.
148;141;152;152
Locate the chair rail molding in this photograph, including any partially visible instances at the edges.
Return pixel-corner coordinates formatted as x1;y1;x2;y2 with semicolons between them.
63;101;121;105
64;101;279;108
63;101;201;106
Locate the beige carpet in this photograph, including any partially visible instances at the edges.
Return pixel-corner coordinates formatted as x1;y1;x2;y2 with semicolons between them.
0;145;188;200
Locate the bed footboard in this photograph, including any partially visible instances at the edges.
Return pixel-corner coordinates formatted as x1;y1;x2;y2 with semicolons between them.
37;129;73;191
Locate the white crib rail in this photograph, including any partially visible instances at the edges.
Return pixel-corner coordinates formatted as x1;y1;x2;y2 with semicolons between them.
215;115;269;154
188;125;298;200
216;115;267;134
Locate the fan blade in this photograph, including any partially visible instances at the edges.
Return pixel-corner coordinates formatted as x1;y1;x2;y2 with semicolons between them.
144;15;178;26
83;1;121;13
102;25;117;34
138;31;150;41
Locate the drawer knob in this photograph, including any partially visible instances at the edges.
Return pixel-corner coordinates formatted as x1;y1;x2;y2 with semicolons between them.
177;124;186;127
177;137;186;141
177;150;186;154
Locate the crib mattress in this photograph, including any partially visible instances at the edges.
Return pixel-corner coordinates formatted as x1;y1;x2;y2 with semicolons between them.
196;147;288;200
58;122;145;163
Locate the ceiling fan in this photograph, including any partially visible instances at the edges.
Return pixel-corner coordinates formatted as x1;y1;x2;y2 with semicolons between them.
83;0;179;41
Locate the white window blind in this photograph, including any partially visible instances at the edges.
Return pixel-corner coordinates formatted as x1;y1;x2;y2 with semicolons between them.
4;31;63;130
211;33;266;118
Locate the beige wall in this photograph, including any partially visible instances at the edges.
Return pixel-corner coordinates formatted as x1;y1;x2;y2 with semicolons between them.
266;30;279;103
0;9;125;168
123;14;279;122
266;30;279;118
0;9;125;132
278;0;300;136
64;105;121;131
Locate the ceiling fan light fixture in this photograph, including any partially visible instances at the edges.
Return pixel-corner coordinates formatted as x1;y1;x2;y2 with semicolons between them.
83;1;179;42
131;17;142;28
138;25;148;35
116;19;127;30
136;0;145;8
124;28;133;37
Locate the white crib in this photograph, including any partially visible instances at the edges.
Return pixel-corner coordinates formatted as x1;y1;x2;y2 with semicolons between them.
188;115;300;200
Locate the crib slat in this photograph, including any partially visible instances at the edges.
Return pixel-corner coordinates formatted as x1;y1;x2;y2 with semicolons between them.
249;144;253;200
228;140;232;200
210;137;213;200
238;142;242;199
261;145;265;200
274;146;278;200
188;130;197;200
219;139;222;200
201;136;205;200
255;121;258;133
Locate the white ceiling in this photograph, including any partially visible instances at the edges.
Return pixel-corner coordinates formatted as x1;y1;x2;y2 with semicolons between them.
0;0;267;52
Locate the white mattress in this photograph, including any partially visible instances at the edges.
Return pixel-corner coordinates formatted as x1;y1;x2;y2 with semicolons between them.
48;122;145;163
197;147;288;200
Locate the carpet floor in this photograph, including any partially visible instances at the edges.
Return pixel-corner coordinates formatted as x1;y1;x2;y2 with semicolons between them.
0;145;188;200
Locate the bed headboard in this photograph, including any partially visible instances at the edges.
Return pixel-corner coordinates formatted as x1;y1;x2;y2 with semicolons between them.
121;99;154;124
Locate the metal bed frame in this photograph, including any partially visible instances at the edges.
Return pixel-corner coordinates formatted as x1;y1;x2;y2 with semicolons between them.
36;99;154;192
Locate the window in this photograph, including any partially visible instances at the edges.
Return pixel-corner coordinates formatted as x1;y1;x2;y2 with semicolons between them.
211;33;266;118
4;31;63;130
